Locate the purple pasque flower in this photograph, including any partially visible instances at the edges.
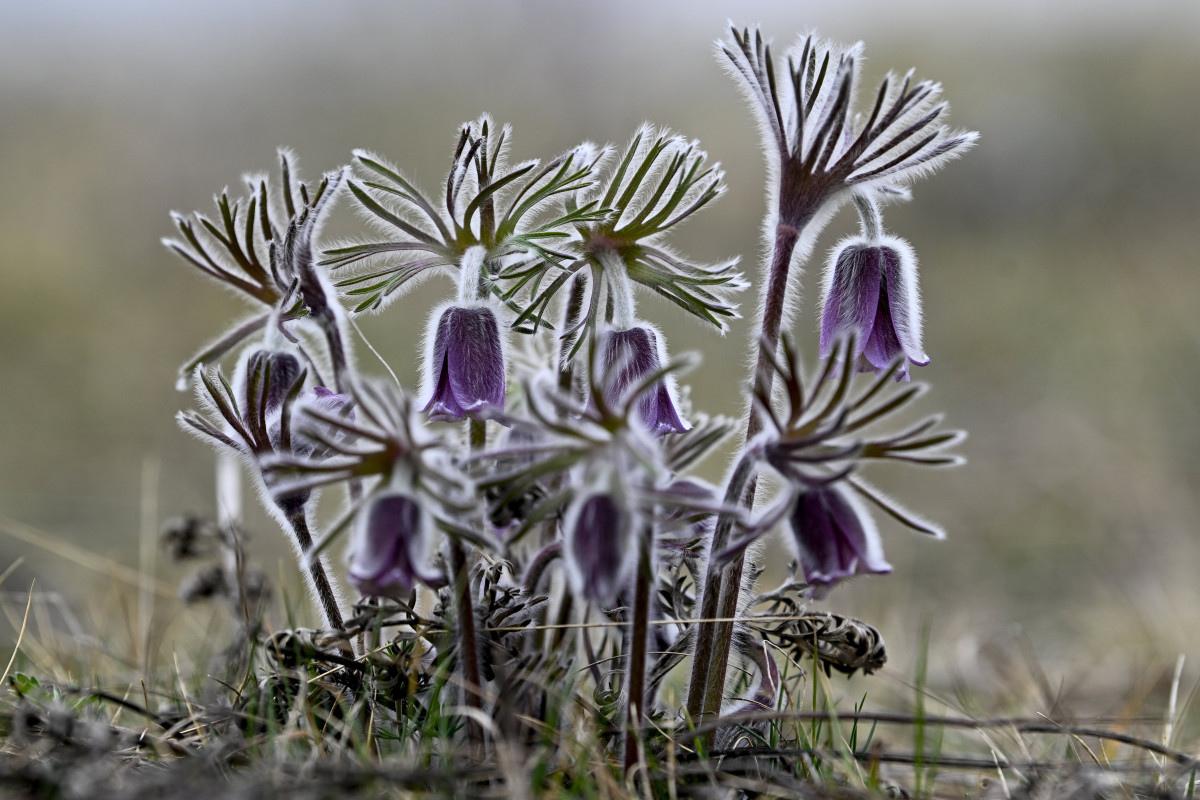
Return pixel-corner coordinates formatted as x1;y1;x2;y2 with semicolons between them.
422;304;506;422
597;324;688;435
819;236;928;381
347;490;444;598
563;490;636;605
789;483;891;598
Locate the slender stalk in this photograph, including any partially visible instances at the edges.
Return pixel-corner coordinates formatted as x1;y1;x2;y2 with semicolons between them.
282;504;345;632
449;537;485;737
852;193;883;243
558;273;587;396
684;452;756;722
452;417;488;745
686;212;811;727
598;249;636;330
623;525;653;773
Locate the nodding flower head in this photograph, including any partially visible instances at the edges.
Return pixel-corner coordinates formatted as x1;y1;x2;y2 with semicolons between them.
563;490;636;604
597;325;688;435
819;237;928;380
788;484;891;598
422;305;506;422
347;490;443;598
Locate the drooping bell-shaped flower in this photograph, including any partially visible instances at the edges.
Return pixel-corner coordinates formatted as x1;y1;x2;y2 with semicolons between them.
598;324;688;435
819;237;928;381
347;491;443;598
563;490;636;605
422;304;506;422
789;484;891;598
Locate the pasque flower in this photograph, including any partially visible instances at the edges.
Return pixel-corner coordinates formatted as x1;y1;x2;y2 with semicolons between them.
347;490;443;598
789;484;891;598
819;236;928;381
422;304;506;422
598;325;688;435
563;490;636;604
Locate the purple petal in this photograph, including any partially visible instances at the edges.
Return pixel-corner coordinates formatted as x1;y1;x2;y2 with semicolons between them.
820;243;881;359
310;386;354;417
599;325;689;435
348;493;441;597
651;381;689;435
862;276;906;371
422;305;506;421
790;486;891;594
424;358;469;422
601;327;659;411
444;307;506;411
565;492;633;603
880;242;929;367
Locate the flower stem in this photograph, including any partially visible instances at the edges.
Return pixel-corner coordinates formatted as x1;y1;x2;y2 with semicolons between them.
686;213;810;729
455;417;488;744
449;537;485;740
852;192;883;243
282;504;345;632
684;451;756;722
623;525;653;773
598;249;636;330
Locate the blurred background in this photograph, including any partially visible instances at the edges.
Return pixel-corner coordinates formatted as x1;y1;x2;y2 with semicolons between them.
2;0;1199;713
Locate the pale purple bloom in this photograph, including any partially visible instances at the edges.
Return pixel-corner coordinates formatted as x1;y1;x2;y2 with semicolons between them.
789;484;891;598
819;237;928;381
422;305;506;421
563;491;635;604
598;325;688;435
347;492;442;598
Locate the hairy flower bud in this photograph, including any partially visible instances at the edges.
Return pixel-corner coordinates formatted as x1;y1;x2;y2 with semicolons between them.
347;491;443;598
598;325;688;435
819;237;928;381
240;350;302;450
789;485;891;598
563;491;636;604
422;305;506;421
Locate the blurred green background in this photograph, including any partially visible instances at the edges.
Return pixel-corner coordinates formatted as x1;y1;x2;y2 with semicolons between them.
2;1;1199;707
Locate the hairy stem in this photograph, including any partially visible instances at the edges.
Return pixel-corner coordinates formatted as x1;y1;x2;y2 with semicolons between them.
684;452;756;723
686;215;808;727
454;418;488;744
623;526;653;773
449;537;485;736
283;504;345;632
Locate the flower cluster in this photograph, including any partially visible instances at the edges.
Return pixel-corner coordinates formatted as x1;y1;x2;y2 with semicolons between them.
165;22;973;768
